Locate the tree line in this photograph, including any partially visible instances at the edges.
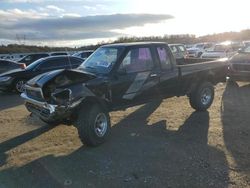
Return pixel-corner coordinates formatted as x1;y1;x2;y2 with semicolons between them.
1;29;250;54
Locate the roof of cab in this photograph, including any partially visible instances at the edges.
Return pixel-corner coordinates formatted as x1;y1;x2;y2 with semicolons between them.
101;42;168;48
169;43;185;46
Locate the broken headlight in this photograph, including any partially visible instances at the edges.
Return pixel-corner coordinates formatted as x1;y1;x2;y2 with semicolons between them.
51;89;72;106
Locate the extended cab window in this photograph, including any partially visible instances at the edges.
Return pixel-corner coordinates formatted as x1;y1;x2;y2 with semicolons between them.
119;47;154;73
157;47;171;70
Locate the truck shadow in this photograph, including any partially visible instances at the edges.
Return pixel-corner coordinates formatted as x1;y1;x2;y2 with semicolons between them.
0;125;53;167
0;101;229;188
0;91;24;111
222;82;250;182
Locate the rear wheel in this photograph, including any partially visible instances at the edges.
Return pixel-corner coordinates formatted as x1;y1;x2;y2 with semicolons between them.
189;82;214;111
76;103;111;146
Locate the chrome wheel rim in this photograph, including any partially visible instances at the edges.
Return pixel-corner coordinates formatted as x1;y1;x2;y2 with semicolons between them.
201;88;212;106
94;113;108;137
16;80;25;92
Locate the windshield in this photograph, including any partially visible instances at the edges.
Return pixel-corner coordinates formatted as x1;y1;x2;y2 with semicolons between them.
25;58;44;70
79;47;124;74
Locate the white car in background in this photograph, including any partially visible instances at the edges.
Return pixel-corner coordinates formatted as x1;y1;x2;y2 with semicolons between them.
187;43;214;58
201;42;242;59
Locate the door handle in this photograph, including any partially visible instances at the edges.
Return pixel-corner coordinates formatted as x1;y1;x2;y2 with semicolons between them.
150;73;158;78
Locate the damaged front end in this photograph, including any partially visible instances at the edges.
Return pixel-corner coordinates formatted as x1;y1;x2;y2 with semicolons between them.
21;69;98;122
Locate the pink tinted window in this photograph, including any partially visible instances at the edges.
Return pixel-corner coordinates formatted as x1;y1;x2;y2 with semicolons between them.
120;47;153;73
157;47;167;61
139;48;152;60
157;47;171;69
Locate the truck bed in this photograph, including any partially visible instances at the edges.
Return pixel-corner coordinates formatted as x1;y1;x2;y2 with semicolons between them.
177;59;228;95
176;57;214;65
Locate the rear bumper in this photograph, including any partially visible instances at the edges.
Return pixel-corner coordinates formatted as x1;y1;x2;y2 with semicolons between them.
21;93;70;121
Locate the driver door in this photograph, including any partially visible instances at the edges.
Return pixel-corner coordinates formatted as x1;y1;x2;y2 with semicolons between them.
111;47;160;109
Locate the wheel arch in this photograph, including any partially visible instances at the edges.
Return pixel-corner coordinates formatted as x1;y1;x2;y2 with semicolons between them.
79;96;110;112
187;73;215;96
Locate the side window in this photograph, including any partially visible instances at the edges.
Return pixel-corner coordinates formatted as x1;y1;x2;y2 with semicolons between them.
70;58;83;66
157;47;171;70
24;55;32;61
0;61;9;67
40;54;49;58
119;47;154;73
178;46;186;52
81;52;88;59
170;46;178;53
39;58;66;70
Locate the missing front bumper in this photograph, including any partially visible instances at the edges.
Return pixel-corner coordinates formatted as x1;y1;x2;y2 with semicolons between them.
21;93;68;121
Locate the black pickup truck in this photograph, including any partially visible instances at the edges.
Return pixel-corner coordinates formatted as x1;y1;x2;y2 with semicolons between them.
21;42;227;146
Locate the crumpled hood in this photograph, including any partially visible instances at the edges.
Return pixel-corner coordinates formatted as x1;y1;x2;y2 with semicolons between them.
26;69;96;88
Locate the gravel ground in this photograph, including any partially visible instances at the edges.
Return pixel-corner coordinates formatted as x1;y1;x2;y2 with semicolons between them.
0;82;249;188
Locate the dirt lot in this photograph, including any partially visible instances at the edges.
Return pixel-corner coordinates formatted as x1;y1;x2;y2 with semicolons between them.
0;82;249;188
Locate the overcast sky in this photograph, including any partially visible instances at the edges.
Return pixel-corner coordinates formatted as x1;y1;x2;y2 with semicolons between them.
1;0;250;47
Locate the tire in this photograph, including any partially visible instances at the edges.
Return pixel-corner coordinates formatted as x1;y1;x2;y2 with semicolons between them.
227;78;238;87
197;52;203;58
76;104;111;146
14;79;26;93
189;82;214;111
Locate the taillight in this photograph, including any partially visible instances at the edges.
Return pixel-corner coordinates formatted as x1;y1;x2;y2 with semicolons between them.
20;63;26;69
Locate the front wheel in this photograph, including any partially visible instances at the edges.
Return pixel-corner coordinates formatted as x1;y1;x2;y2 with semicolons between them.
189;82;214;111
14;79;26;93
76;104;111;146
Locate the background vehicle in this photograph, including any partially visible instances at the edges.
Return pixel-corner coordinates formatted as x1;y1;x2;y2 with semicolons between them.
17;53;49;66
187;43;214;58
169;44;188;63
0;60;26;74
0;56;84;92
50;52;69;56
228;45;250;82
73;50;94;60
243;41;250;47
185;44;194;49
201;42;242;59
21;42;227;146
